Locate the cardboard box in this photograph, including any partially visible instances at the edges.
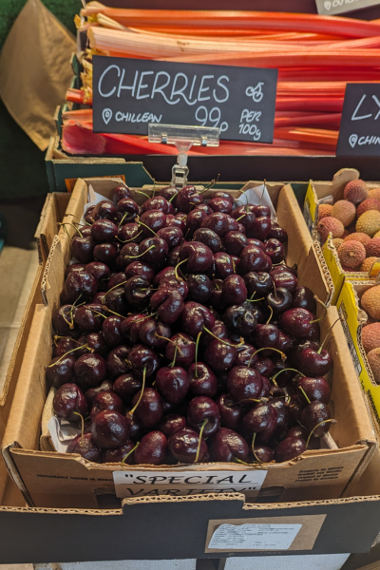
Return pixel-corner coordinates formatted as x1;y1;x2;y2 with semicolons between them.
303;169;380;304
2;177;376;508
336;279;380;432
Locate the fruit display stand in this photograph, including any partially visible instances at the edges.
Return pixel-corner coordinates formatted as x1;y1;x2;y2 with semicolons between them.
336;279;380;430
1;176;376;514
302;169;380;304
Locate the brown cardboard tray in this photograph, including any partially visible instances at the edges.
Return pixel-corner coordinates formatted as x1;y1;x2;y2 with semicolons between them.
1;177;376;508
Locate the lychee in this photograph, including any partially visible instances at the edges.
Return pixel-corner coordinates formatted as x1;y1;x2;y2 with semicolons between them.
367;348;380;384
337;240;366;269
361;285;380;320
362;323;380;354
357;198;380;218
365;237;380;258
343;179;368;204
356;210;380;237
344;232;371;247
360;257;379;272
330;200;356;227
368;188;380;202
318;204;333;222
317;217;345;243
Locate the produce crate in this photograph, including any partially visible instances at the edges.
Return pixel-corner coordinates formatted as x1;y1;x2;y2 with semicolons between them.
336;279;380;430
2;176;375;509
303;168;380;304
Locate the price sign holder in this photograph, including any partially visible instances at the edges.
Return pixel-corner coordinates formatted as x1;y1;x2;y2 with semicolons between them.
148;123;220;188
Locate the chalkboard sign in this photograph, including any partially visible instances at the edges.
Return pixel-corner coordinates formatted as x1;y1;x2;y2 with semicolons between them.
315;0;380;15
337;84;380;157
92;56;278;143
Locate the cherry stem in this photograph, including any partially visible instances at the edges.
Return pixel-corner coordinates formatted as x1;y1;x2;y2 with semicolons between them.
68;293;83;328
102;280;128;303
232;398;261;406
87;307;107;319
236;213;246;222
299;387;311;405
118;213;128;227
306;419;336;448
136;190;151;200
266;305;274;324
195;419;208;463
194;331;202;378
128;367;146;417
102;306;125;319
121;442;140;465
246;297;265;303
175;258;189;282
155;334;183;354
203;327;243;348
116;231;143;244
138;220;159;237
168;192;178;203
169;344;179;368
251;432;262;463
129;245;156;259
234;457;258;466
318;318;341;354
59;222;83;238
72;412;85;443
271;368;304;382
309;296;328;324
135;313;157;324
247;347;286;368
48;344;89;366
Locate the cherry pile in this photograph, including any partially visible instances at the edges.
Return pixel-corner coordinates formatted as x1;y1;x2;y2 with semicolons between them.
48;184;335;467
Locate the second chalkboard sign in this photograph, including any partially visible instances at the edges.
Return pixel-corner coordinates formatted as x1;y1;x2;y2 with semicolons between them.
92;56;278;143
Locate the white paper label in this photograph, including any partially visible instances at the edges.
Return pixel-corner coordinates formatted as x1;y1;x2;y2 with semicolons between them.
113;469;268;498
208;523;302;551
48;416;80;453
234;183;277;221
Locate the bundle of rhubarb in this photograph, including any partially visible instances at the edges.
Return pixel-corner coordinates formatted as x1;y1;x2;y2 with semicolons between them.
48;184;336;466
61;3;380;156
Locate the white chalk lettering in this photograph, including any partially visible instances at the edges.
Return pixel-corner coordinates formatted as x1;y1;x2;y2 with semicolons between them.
372;95;380;120
151;71;174;104
198;75;214;102
136;71;154;100
117;68;138;98
98;64;120;98
351;94;372;121
170;73;197;105
213;75;230;103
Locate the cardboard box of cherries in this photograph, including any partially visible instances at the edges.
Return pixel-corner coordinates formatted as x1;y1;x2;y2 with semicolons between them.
46;180;338;470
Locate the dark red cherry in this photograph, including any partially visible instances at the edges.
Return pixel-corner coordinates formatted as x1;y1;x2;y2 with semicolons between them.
213;252;235;279
187;396;220;437
92;410;129;449
176;185;203;212
186;209;208;237
204;339;237;373
124;276;152;308
74;353;107;387
71;235;95;263
101;441;135;463
244;272;273;297
165;333;195;368
94;243;118;265
150;288;184;324
74;304;104;332
91;219;118;244
211;428;248;462
113;185;132;205
297;376;331;404
131;388;163;429
292;286;316;313
138;237;169;267
158;414;187;437
227;366;262;403
46;355;77;389
264;238;285;264
85;380;113;407
134;431;167;465
239;246;272;275
242;402;277;436
67;433;100;462
138;319;171;349
65;271;97;304
129;345;160;378
90;391;123;421
113;373;141;404
156;366;189;404
157;227;183;250
116;198;139;223
275;437;306;462
186;273;212;304
188;363;218;397
193;228;223;253
124;261;154;283
222;274;247;305
215;393;244;430
107;345;130;379
181;301;215;337
201;212;229;237
118;222;143;244
169;427;208;463
180;241;214;273
208;196;233;214
53;383;87;421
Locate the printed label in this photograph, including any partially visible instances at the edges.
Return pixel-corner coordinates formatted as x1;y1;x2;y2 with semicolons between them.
208;523;302;550
113;469;268;498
